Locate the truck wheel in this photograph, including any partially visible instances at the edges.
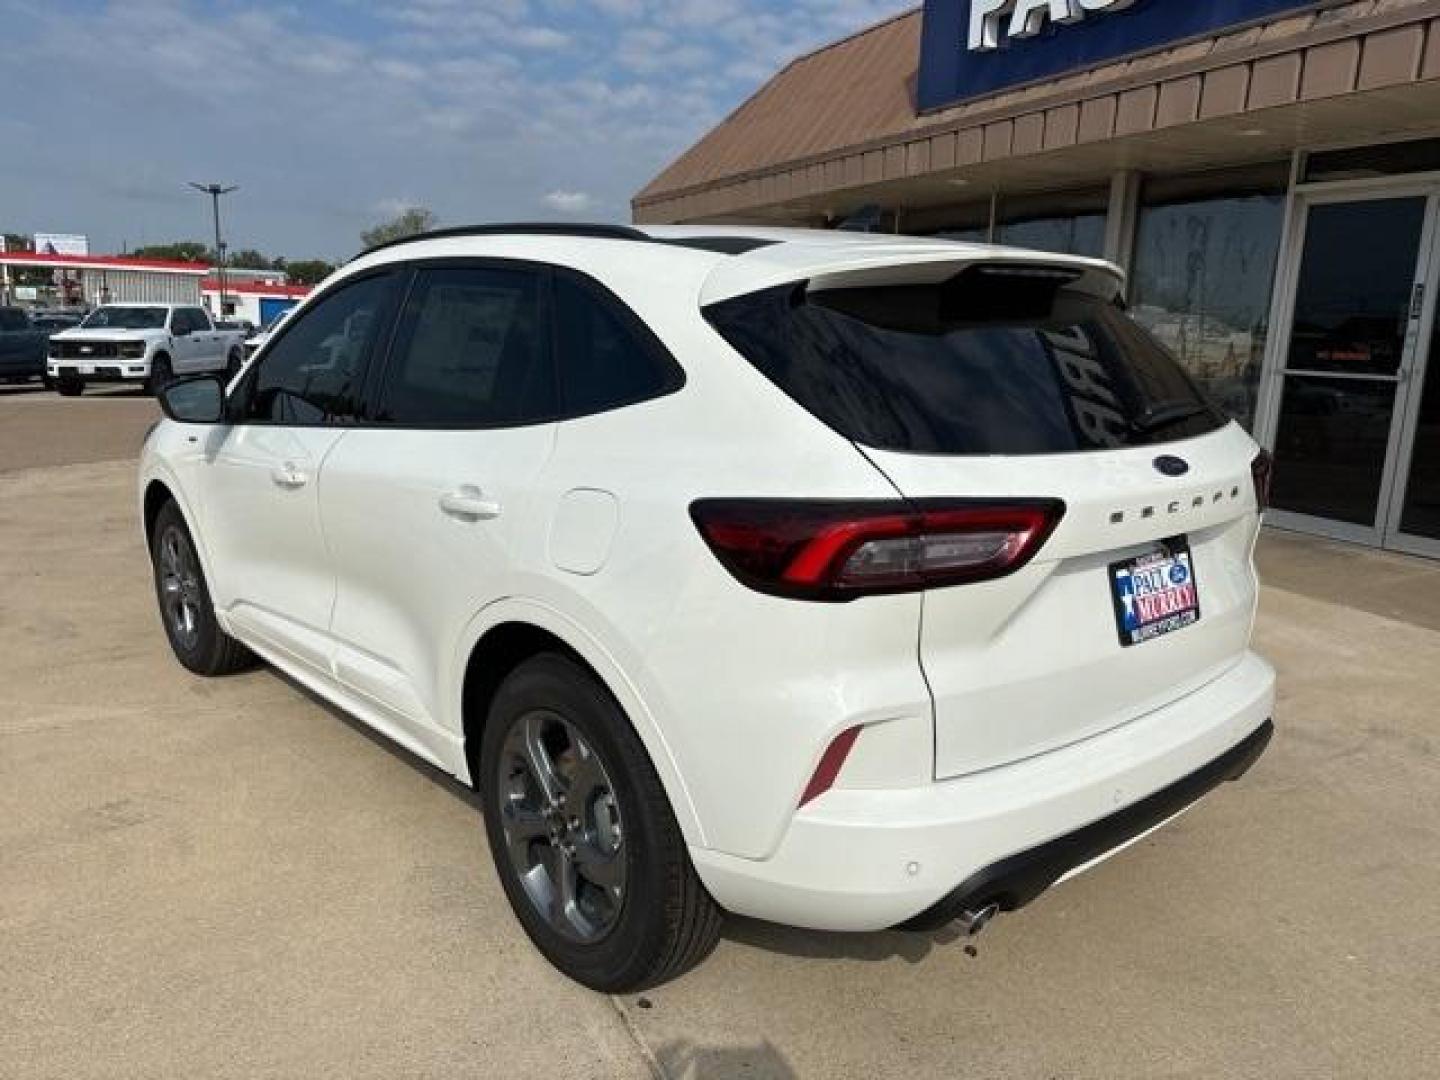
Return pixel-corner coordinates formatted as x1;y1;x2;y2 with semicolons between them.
147;355;173;396
56;376;84;397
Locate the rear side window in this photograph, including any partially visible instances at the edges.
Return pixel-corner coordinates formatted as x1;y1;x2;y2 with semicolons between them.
554;272;682;418
376;265;554;428
244;272;398;425
705;272;1226;455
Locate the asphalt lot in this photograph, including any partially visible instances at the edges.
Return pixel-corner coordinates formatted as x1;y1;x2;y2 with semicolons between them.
3;385;1438;1079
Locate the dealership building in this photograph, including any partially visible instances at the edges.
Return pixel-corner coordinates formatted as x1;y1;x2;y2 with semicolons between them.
636;0;1440;558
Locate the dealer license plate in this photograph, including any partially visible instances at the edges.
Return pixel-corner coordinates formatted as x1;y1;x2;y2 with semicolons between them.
1109;538;1200;647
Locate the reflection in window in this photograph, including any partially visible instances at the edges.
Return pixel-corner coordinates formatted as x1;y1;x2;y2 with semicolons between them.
998;213;1106;258
1129;191;1285;430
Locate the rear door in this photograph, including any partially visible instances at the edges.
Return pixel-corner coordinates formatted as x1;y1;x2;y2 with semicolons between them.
705;263;1264;780
318;261;557;763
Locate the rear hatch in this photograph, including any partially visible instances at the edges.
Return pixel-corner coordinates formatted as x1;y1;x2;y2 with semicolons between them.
704;245;1265;780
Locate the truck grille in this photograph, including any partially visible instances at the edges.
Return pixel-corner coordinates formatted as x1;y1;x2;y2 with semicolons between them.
57;341;121;359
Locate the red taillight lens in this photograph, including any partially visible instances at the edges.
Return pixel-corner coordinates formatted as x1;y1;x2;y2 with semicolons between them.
690;498;1065;601
1251;449;1273;513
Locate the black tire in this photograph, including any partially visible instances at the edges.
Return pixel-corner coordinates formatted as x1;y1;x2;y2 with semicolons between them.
56;376;83;397
149;500;254;677
41;373;55;391
479;653;722;992
147;354;174;396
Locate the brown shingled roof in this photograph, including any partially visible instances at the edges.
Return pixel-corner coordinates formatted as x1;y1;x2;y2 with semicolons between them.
636;8;923;201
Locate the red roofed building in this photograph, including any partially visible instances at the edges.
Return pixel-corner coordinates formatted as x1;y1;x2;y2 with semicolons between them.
199;275;312;326
0;249;210;307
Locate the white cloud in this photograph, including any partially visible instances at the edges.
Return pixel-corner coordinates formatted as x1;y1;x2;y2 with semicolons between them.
0;0;912;259
542;191;595;214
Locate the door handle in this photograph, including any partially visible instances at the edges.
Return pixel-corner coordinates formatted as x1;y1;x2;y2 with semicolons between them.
439;486;502;521
270;462;308;489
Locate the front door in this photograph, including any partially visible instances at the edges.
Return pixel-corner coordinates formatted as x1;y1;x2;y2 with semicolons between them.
1262;192;1440;553
197;270;403;671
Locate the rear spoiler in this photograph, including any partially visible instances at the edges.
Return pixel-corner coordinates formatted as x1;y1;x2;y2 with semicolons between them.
697;239;1124;307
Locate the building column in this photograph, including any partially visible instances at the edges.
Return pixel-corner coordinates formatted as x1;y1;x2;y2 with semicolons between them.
1103;170;1142;279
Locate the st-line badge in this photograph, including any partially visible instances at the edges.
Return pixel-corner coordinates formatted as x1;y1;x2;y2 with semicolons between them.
1109;537;1201;647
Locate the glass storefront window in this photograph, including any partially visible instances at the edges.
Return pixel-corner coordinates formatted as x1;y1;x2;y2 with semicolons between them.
998;213;1106;257
1130;177;1287;430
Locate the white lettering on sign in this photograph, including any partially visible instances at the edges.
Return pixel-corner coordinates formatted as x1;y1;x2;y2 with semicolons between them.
968;0;1137;52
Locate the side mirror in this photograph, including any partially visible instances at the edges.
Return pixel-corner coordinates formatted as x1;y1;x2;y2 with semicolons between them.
158;375;226;424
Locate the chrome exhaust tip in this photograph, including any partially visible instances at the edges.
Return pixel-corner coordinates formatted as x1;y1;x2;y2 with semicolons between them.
957;903;1000;937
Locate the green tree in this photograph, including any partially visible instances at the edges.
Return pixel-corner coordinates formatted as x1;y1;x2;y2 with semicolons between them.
283;259;336;286
228;248;274;271
361;207;437;251
132;242;212;263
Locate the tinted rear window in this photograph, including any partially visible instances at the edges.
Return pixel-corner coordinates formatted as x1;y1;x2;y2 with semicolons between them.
705;275;1226;455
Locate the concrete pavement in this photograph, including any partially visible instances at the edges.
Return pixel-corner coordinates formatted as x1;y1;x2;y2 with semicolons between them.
3;394;1437;1078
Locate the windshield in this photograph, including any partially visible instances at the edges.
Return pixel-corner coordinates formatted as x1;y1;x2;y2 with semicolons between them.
706;272;1226;456
81;306;168;330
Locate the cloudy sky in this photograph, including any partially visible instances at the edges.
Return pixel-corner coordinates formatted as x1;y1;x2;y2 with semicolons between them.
0;0;911;262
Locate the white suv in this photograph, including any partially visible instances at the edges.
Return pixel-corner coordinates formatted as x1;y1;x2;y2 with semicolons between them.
139;224;1275;991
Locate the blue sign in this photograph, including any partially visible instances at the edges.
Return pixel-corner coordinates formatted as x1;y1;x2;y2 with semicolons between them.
918;0;1321;111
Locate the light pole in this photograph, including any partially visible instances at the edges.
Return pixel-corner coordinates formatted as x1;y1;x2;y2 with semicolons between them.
189;182;238;317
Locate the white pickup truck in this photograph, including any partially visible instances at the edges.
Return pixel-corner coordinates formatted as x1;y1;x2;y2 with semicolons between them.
47;303;247;396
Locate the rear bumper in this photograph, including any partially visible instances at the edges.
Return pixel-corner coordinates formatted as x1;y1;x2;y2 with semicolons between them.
690;650;1275;932
903;716;1271;929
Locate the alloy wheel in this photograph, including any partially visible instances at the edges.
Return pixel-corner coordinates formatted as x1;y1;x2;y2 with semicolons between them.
158;525;203;651
496;710;626;943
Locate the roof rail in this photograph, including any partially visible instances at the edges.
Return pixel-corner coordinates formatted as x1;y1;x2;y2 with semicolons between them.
360;222;651;256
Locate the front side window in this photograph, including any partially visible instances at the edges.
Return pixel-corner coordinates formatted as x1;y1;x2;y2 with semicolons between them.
706;269;1226;456
242;272;397;424
376;265;553;427
554;273;683;417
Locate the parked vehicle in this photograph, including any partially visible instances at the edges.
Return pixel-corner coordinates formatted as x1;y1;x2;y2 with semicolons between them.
242;305;296;359
48;304;246;396
138;224;1275;991
0;306;53;386
30;312;82;334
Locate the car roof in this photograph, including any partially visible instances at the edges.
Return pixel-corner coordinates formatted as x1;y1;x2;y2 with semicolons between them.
346;222;1125;307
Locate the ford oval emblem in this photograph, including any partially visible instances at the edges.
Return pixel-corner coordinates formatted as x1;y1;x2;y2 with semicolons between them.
1154;455;1190;478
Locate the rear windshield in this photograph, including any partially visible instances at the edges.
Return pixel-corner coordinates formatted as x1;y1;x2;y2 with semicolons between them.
705;276;1227;455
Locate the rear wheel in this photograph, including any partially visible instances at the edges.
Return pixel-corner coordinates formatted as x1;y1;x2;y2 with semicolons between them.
150;501;253;676
56;376;83;397
479;653;722;992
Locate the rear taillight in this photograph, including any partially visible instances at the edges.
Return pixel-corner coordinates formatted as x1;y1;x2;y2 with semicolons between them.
1251;449;1273;513
690;498;1065;601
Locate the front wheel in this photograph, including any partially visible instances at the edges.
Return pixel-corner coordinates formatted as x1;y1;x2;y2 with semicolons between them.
479;654;722;992
150;501;254;676
56;375;84;397
147;354;173;396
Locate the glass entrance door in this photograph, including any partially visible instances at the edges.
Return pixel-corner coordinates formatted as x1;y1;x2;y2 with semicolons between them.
1264;194;1438;547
